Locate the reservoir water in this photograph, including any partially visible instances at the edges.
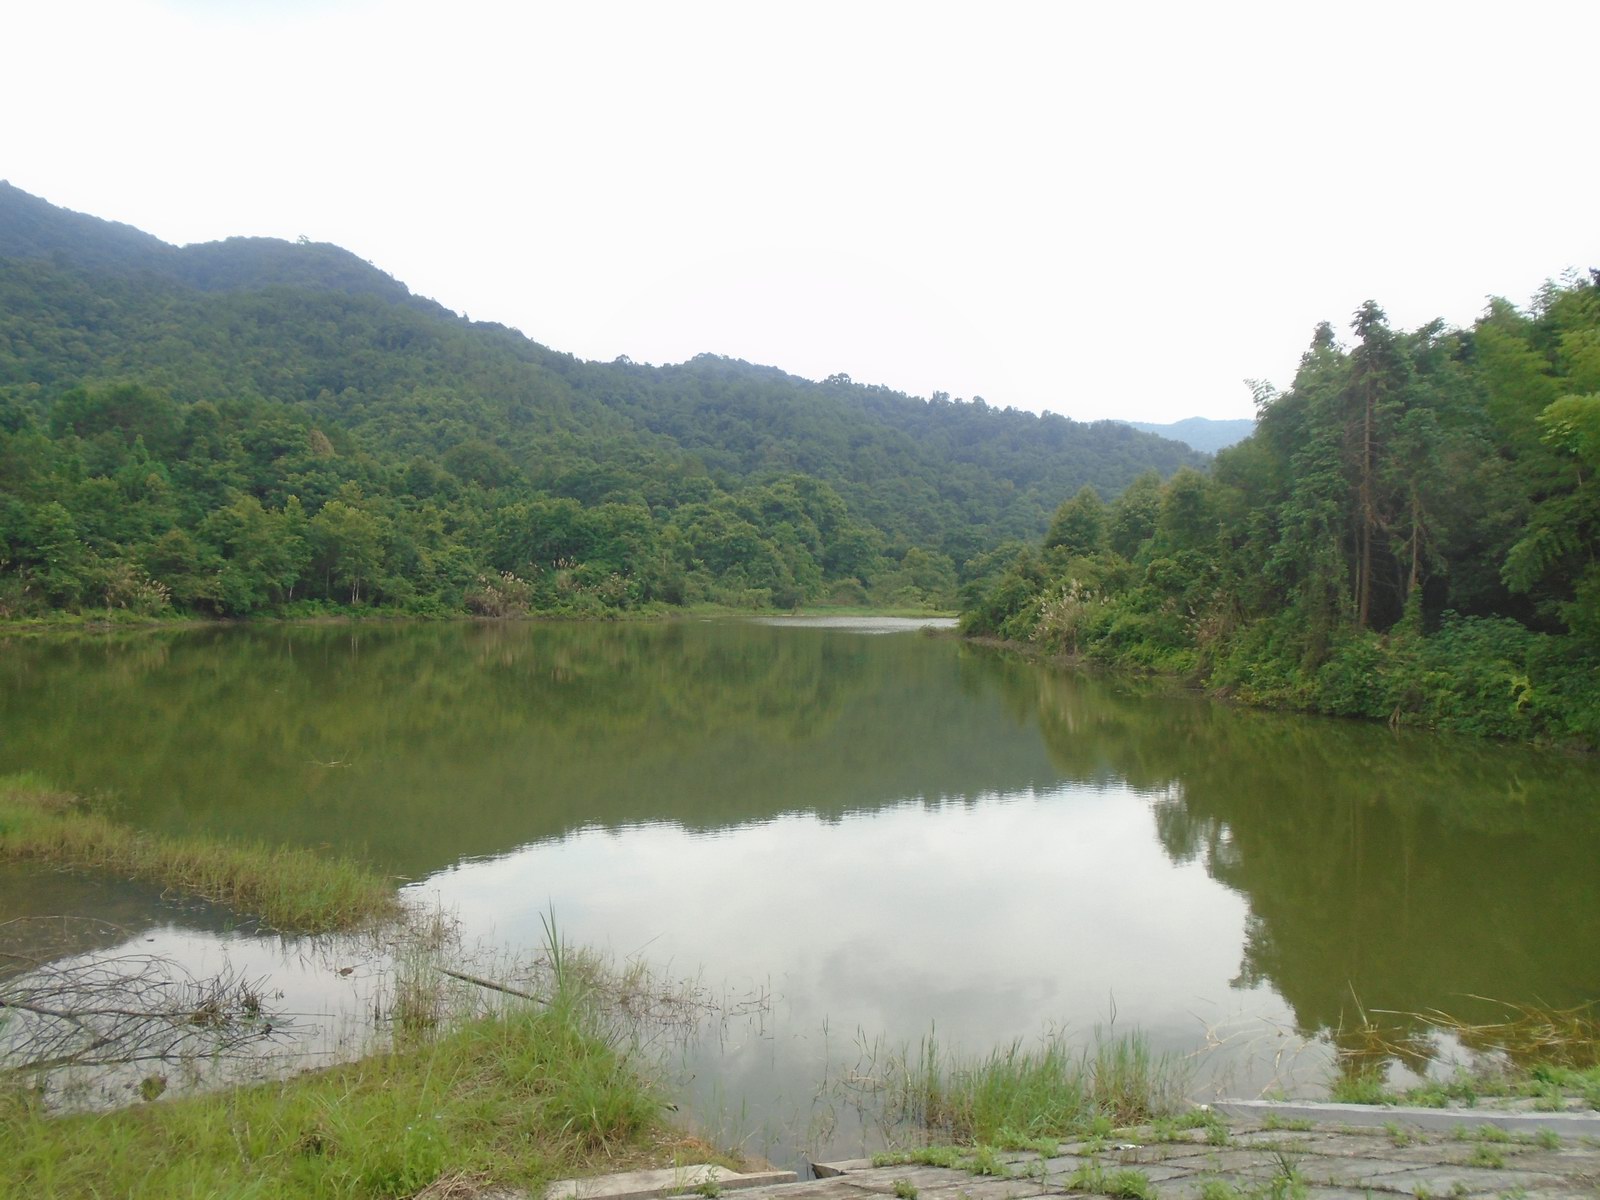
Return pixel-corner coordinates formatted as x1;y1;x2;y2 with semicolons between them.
3;619;1597;1164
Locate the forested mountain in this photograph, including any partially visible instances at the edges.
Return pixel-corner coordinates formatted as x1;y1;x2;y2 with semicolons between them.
1123;416;1255;453
964;276;1600;745
0;182;1203;619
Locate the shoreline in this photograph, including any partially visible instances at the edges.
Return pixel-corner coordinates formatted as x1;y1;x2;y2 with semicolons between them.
960;632;1598;754
0;604;957;640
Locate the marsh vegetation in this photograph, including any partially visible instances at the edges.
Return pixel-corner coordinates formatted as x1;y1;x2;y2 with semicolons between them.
0;773;399;933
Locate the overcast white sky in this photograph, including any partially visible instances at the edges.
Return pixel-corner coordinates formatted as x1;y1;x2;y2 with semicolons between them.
5;0;1597;423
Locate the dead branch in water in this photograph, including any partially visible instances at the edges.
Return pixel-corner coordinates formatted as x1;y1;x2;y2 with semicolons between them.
1;917;287;1077
439;967;546;1003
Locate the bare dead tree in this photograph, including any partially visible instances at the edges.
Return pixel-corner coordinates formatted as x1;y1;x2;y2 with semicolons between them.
1;917;289;1078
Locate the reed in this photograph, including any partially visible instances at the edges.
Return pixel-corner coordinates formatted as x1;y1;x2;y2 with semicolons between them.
887;1029;1186;1146
1327;996;1600;1110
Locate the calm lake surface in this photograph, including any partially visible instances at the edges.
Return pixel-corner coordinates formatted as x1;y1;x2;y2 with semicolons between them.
4;619;1599;1164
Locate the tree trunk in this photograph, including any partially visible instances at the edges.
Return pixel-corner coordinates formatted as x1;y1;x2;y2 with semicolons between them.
1356;380;1374;630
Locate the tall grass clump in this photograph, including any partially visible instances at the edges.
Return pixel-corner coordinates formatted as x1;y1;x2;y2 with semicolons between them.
889;1030;1185;1145
0;774;400;933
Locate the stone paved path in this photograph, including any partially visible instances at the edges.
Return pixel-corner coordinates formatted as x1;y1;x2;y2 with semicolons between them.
798;1114;1600;1200
548;1104;1600;1200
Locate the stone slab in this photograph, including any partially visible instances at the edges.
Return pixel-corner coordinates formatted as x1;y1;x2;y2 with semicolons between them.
1374;1164;1569;1196
770;1109;1600;1200
811;1161;873;1179
837;1166;976;1192
546;1165;798;1200
914;1179;1051;1200
1032;1154;1095;1174
1289;1155;1468;1188
729;1184;857;1200
1211;1099;1600;1137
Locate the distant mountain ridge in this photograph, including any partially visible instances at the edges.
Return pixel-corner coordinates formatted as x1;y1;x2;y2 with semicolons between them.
1121;416;1255;453
0;180;174;272
0;180;442;314
0;181;1211;617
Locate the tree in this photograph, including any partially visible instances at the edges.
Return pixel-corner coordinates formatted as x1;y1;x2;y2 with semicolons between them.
1344;302;1407;630
24;500;89;606
1107;470;1162;559
1153;468;1218;556
310;495;387;605
199;495;310;614
1044;485;1106;558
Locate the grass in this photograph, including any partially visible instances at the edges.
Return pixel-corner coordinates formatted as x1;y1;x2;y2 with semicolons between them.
873;1143;1017;1177
1199;1179;1307;1200
1067;1163;1158;1200
1260;1113;1312;1133
0;918;691;1199
1149;1108;1232;1144
1327;1063;1394;1106
874;1145;970;1169
0;977;669;1197
0;773;400;933
884;1030;1185;1146
1468;1143;1507;1169
1327;1054;1600;1115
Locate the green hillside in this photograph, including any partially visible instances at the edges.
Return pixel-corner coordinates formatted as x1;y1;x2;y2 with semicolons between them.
964;280;1600;746
0;182;1203;619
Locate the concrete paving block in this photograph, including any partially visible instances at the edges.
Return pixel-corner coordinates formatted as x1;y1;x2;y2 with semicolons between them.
720;1183;855;1200
915;1179;1051;1200
545;1165;798;1200
811;1161;873;1179
718;1112;1600;1200
1211;1100;1600;1138
841;1166;971;1192
1032;1155;1094;1174
1052;1141;1122;1157
1373;1165;1567;1196
1223;1129;1330;1149
1052;1162;1197;1187
1285;1155;1468;1189
1150;1147;1301;1173
996;1149;1056;1165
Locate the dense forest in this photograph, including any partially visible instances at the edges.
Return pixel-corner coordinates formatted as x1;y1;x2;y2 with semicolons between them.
0;182;1202;619
964;274;1600;745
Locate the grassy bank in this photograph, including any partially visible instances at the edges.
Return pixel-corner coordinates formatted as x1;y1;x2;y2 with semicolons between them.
0;773;400;933
0;789;715;1198
0;962;681;1199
